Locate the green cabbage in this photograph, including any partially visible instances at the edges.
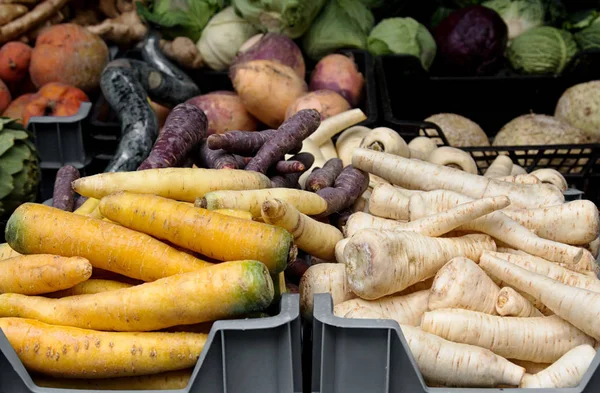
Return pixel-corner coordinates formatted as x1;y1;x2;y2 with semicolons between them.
507;26;578;75
302;0;374;60
482;0;545;39
230;0;325;38
367;18;437;71
574;13;600;50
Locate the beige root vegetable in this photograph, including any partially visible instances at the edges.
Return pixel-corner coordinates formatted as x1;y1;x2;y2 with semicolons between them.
496;287;543;317
510;360;550;375
426;147;478;174
484;251;600;294
496;174;541;184
0;4;27;25
0;0;69;44
299;139;326;187
368;183;410;220
160;37;203;69
320;139;338;160
428;257;501;314
335;238;350;263
397;277;434;296
299;263;356;319
501;200;600;245
344;230;496;299
87;11;148;45
261;198;342;261
308;109;366;147
344;212;403;236
511;164;527;175
585;237;600;258
421;309;595;363
343;305;387;319
352;148;564;209
359;127;409;157
334;290;429;326
407;190;591;268
520;345;597;388
351;187;370;213
484;155;513;178
335;125;371;166
407;137;438;160
479;253;600;340
529;169;568;192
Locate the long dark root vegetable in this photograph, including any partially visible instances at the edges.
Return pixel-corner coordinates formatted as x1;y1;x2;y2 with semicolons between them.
138;103;208;170
196;141;238;169
274;160;305;174
270;153;315;188
306;158;343;192
286;256;311;280
207;129;277;155
316;165;369;217
245;109;321;174
52;165;80;212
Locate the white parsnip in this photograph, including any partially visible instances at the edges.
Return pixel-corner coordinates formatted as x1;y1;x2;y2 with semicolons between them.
520;345;597;388
334;290;429;326
343;212;404;237
308;109;366;146
344;230;496;299
299;263;356;319
421;309;594;363
299;139;326;187
501;200;600;245
484;155;513;178
496;287;543;317
352;148;564;209
479;254;600;340
428;257;501;314
585;237;600;259
407;137;438;160
427;147;478;174
359;127;409;157
335;238;350;264
335;126;371;167
510;360;550;375
496;174;541;184
343;306;388;319
529;169;568;192
397;277;434;296
511;164;527;175
368;183;410;220
320;139;339;161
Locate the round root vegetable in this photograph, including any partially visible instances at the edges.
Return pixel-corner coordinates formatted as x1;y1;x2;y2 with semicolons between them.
0;260;274;332
72;168;272;202
261;198;342;261
400;324;525;387
45;279;133;298
359;127;409;157
352;148;564;209
0;317;207;378
235;33;305;79
309;54;364;107
34;369;192;390
484;155;513;178
196;141;238;169
520;345;597;388
230;59;307;128
335;125;371;167
511;164;527;175
285;90;351;121
501;200;600;245
334;290;429;326
368;183;410;220
308;108;366;147
100;192;294;274
496;174;541;184
245;109;321;174
299;263;356;319
479;253;600;340
5;204;212;282
138;103;208;170
197;188;328;218
344;230;496;299
306;158;343;192
335;238;350;264
186;91;258;135
207;129;279;156
529;169;568;192
0;255;92;296
421;309;595;363
426;146;478;174
0;243;20;260
316;165;369;217
407;137;438;160
428;257;500;315
52;165;80;212
496;287;543;317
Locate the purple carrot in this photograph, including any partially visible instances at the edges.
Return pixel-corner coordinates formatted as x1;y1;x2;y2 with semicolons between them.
285;257;311;279
207;129;278;155
274;160;305;174
196;141;238;169
269;153;314;188
316;165;369;217
52;165;80;212
138;103;208;170
233;155;251;169
245;109;320;174
305;158;343;192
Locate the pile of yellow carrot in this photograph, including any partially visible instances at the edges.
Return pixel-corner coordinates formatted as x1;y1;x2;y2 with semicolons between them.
301;147;600;389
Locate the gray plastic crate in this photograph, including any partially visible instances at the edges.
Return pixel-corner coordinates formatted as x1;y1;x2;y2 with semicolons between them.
0;293;302;393
27;102;93;170
310;293;600;393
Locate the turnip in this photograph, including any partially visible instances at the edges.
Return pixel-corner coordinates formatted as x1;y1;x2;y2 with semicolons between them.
479;253;600;340
344;230;496;299
407;137;438;160
520;345;597;388
299;263;356;319
335;125;371;166
496;287;543;317
426;146;478;174
285;90;351;121
352;148;564;209
421;308;594;363
359;127;409;157
234;33;306;79
186;91;258;135
429;257;501;314
309;54;364;107
423;113;490;147
484;155;513;178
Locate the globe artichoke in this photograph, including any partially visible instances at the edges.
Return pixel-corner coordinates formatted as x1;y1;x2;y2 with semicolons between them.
0;117;40;217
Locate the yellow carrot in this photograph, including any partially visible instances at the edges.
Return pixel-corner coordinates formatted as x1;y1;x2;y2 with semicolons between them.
0;242;20;260
5;203;213;282
0;318;206;378
0;260;274;331
213;208;253;220
45;279;133;298
72;168;272;202
72;197;99;215
99;192;294;274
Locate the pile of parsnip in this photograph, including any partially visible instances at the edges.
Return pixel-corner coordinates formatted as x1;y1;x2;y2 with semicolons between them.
301;145;600;389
